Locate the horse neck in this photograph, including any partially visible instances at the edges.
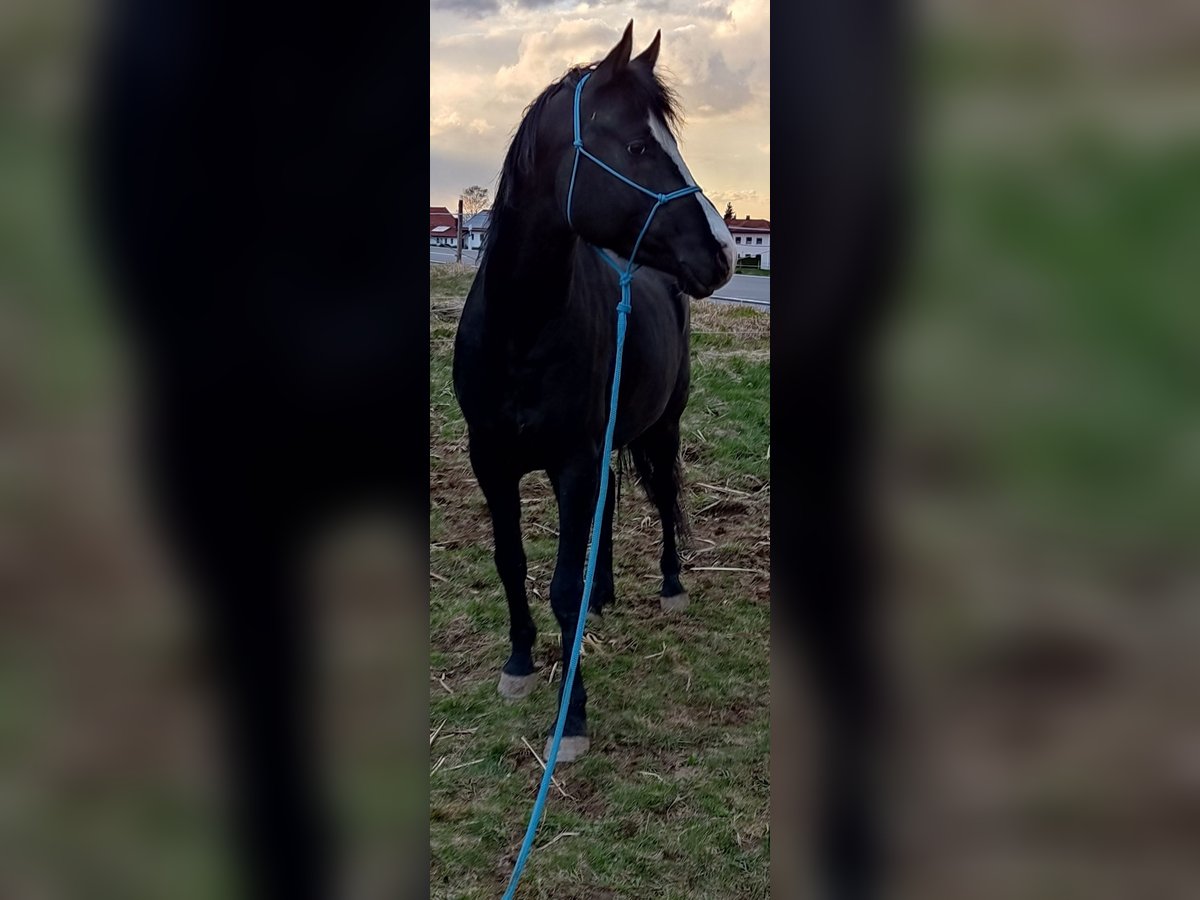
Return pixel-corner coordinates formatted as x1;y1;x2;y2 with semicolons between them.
482;189;578;322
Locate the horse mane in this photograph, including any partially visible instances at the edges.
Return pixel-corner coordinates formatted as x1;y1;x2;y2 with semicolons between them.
487;59;684;250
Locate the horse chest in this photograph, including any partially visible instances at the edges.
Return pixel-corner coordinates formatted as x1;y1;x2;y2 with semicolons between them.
455;287;685;460
499;355;602;437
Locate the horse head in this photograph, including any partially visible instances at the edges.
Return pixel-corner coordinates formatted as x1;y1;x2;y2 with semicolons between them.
543;22;736;297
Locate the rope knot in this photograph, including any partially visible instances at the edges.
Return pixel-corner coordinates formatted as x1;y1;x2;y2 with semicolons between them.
656;192;669;204
573;138;583;149
618;271;633;287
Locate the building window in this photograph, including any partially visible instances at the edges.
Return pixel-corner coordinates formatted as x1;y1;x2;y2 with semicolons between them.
756;237;763;245
735;236;741;244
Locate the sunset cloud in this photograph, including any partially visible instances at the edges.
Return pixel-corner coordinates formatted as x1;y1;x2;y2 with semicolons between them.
430;0;769;219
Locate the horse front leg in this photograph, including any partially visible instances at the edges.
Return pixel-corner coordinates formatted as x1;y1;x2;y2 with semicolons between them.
471;452;538;701
591;464;617;617
554;465;616;622
545;455;602;762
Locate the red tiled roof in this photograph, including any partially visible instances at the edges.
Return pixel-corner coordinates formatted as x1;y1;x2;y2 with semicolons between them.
430;208;458;237
726;216;770;232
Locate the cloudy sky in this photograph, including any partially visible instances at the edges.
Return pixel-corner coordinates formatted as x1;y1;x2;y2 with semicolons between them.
430;0;770;220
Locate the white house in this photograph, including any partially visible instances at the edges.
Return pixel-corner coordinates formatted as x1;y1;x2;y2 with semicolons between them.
463;210;491;251
726;215;770;270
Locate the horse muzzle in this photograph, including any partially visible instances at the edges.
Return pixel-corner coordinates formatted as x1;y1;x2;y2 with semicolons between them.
677;246;734;298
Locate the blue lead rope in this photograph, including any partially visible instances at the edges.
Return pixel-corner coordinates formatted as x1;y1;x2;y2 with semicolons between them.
501;70;701;899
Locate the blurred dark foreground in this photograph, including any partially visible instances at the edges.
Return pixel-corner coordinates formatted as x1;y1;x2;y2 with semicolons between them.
772;1;1200;899
1;0;1199;898
3;2;429;898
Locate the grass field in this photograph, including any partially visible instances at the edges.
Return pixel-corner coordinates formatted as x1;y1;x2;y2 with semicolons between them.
428;266;770;898
733;265;770;278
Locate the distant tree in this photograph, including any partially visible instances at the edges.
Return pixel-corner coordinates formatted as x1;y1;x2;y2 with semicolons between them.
723;202;734;221
461;185;490;220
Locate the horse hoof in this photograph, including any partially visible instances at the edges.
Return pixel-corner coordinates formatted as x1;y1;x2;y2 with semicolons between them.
545;735;590;763
498;671;538;700
660;592;690;612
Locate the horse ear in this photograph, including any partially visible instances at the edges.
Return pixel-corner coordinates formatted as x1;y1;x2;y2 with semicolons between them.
633;29;661;70
593;20;634;85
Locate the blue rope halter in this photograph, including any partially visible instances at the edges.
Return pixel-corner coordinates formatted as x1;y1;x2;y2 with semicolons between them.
500;71;702;899
566;71;702;313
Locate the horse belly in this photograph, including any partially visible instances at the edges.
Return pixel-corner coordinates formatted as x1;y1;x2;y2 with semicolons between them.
613;323;686;443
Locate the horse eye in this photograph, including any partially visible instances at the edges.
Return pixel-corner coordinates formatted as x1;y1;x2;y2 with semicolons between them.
627;140;646;156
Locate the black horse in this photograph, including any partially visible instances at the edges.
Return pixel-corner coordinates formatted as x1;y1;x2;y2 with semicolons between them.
452;23;735;761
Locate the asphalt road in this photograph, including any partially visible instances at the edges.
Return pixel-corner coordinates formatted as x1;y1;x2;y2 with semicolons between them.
430;247;769;307
710;273;770;306
430;246;480;265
